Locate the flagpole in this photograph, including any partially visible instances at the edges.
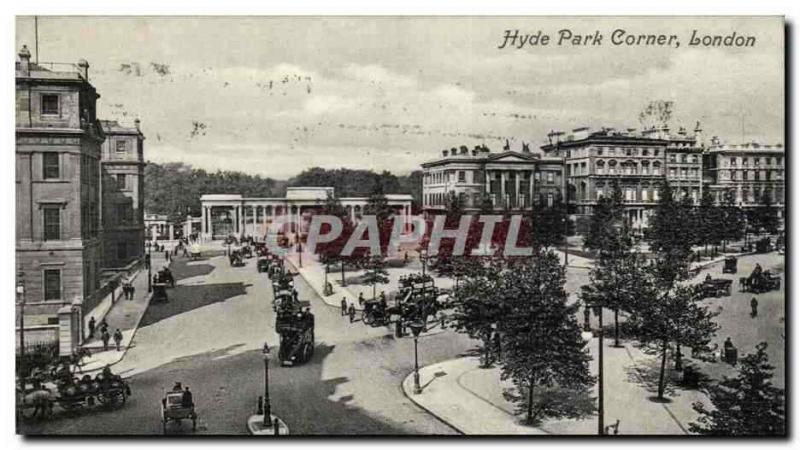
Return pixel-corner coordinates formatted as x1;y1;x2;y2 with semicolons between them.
34;16;39;65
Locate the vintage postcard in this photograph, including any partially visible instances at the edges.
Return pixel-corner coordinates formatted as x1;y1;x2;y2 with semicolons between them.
14;16;785;436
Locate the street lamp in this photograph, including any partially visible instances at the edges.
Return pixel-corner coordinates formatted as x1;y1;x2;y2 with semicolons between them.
297;242;303;268
147;242;152;293
420;249;428;277
409;320;425;395
16;266;26;390
262;342;272;425
589;302;605;435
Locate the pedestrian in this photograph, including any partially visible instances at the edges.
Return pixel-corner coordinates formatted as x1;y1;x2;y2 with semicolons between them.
348;304;356;323
101;329;110;351
129;283;135;300
358;292;365;305
113;328;123;351
182;386;194;408
750;297;759;317
340;297;347;316
100;318;109;335
183;245;189;258
292;288;298;302
164;250;169;262
404;251;408;264
88;316;96;339
145;253;151;270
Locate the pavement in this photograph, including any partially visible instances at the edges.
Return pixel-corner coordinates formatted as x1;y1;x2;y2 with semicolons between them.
78;252;169;373
400;250;785;435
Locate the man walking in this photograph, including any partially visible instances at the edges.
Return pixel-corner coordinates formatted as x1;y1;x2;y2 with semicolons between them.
340;297;347;316
348;303;356;323
750;297;759;317
101;329;110;351
129;283;135;300
113;329;123;351
88;316;96;339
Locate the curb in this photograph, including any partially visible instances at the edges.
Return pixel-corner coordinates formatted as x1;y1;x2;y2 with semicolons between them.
284;257;365;311
400;369;465;435
246;414;290;435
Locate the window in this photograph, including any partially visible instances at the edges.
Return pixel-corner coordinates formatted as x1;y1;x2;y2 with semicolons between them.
641;188;649;202
41;94;59;116
754;157;760;166
642;148;649;156
116;140;128;153
730;157;737;166
653;149;660;157
458;171;466;183
596;148;603;156
43;153;59;179
546;172;554;184
116;204;133;224
668;154;676;163
43;269;61;301
547;193;554;207
43;206;60;240
116;174;127;190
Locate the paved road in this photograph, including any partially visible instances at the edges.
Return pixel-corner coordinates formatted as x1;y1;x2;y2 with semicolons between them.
20;250;473;435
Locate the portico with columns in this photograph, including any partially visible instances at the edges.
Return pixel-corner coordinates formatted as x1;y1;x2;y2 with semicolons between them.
199;188;413;241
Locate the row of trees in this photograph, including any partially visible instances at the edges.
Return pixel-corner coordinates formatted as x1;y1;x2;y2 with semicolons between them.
447;179;784;434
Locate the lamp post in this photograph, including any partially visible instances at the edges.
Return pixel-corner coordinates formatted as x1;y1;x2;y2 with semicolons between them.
420;249;427;277
16;265;26;389
147;242;152;293
592;303;605;435
262;342;272;426
409;321;425;395
297;243;303;268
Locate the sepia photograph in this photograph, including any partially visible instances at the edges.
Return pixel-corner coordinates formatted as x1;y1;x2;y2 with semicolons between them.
12;15;785;437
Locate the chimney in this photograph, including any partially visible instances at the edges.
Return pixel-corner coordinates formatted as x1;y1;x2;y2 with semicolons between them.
693;121;703;147
77;59;89;80
18;45;31;76
134;118;141;131
472;145;480;156
460;145;468;155
442;149;449;157
450;147;457;156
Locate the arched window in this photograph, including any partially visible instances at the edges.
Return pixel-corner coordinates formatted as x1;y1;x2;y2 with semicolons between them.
652;161;662;176
608;160;618;175
641;160;650;175
596;160;605;175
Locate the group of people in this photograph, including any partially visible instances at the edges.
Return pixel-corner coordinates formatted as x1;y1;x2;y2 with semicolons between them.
121;279;136;300
340;291;388;323
88;317;124;352
169;382;194;408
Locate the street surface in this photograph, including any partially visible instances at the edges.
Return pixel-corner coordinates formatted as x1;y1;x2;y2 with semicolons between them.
21;247;473;435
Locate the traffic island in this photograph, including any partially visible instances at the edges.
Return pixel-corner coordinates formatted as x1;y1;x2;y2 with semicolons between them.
246;414;289;435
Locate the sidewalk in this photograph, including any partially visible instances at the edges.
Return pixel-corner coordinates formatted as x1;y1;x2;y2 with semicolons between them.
403;337;707;435
284;251;362;311
78;253;168;373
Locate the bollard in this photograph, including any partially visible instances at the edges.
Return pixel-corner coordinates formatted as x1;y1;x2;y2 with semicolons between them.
273;418;280;435
256;396;263;415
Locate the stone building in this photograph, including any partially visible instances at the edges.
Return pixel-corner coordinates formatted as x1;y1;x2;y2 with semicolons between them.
15;45;104;342
703;141;785;218
199;187;413;241
100;119;145;268
540;125;704;233
420;143;565;214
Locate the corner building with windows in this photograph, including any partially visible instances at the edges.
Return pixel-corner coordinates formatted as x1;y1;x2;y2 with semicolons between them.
420;144;565;214
100;119;146;269
15;45;104;337
540;125;704;233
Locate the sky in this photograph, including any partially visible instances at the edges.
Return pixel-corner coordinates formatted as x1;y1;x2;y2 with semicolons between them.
15;16;784;179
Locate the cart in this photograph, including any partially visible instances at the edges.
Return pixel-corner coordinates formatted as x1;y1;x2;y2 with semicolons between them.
722;256;737;274
161;391;197;433
695;278;732;299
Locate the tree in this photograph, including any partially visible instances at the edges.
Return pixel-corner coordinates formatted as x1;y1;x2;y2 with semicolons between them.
363;179;395;258
720;189;745;251
497;251;594;424
450;258;507;366
581;249;649;347
627;284;719;401
362;255;390;301
529;194;573;250
647;182;694;289
638;99;674;130
584;181;626;253
752;190;780;235
690;342;785;436
697;189;724;256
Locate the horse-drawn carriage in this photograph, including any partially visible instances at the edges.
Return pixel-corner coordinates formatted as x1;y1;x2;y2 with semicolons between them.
722;256;738;274
740;265;781;293
694;277;733;299
229;249;245;267
155;267;175;288
276;306;315;366
161;389;197;433
361;298;390;326
17;367;131;420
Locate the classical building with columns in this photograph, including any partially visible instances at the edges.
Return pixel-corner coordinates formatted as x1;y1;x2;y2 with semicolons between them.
540;125;705;233
421;144;566;214
199;187;413;241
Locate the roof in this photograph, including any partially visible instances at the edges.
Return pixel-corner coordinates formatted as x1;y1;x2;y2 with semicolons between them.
100;120;142;136
707;143;784;154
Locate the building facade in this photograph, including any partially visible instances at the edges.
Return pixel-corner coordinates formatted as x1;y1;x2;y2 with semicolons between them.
16;46;104;338
703;141;785;217
540;126;704;232
421;144;566;214
199;187;414;241
100;119;145;268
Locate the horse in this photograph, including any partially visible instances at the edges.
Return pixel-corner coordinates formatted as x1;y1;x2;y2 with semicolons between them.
18;387;55;420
